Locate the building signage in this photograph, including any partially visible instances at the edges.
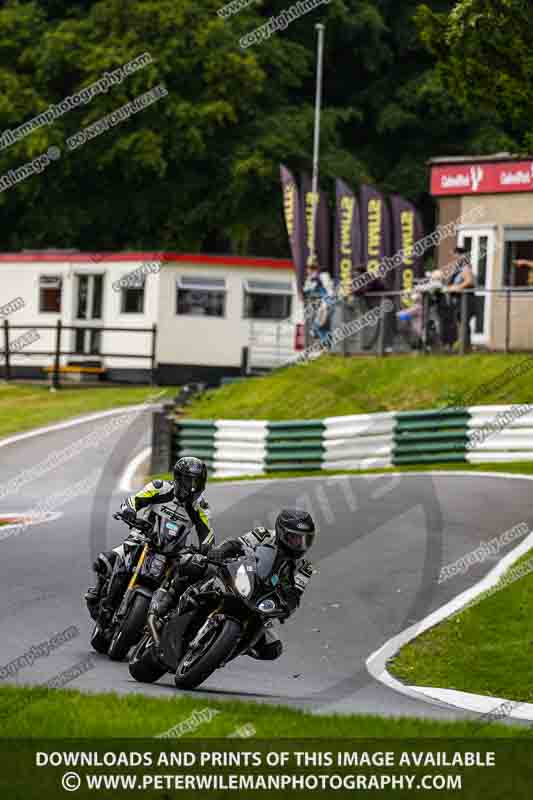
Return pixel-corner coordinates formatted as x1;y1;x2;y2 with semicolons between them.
430;160;533;196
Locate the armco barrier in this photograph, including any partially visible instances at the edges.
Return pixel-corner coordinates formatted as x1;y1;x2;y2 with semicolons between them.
166;405;533;477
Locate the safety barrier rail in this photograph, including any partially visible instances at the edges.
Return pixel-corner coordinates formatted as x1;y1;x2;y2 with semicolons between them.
156;404;533;477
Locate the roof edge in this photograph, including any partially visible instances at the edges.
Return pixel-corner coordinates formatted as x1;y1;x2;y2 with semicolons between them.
427;152;532;166
0;252;294;268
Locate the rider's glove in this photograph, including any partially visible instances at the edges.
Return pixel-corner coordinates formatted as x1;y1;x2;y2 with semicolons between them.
207;549;226;562
121;507;137;526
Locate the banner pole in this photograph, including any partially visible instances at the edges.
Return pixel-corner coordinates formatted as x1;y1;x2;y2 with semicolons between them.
310;23;325;268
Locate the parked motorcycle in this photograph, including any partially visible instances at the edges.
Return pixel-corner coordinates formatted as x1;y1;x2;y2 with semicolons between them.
129;543;290;689
90;507;194;661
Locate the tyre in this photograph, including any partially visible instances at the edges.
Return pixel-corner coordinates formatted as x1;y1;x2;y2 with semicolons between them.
90;623;109;654
174;618;241;690
108;594;150;662
129;640;167;684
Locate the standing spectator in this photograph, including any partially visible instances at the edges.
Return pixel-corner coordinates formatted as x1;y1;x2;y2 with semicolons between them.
514;259;533;268
511;258;533;288
397;290;424;349
446;245;476;350
303;263;335;346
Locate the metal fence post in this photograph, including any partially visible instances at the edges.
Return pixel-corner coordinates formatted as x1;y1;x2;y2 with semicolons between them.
304;300;311;350
341;297;348;357
52;319;62;390
240;346;249;376
459;291;468;356
504;288;510;353
420;291;428;354
150;323;157;386
377;296;386;357
3;318;10;381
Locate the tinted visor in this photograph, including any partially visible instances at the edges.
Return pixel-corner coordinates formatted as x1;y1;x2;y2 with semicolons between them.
175;474;201;499
285;531;308;552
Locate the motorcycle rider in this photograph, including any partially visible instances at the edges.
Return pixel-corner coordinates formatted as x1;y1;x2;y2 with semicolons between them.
148;508;315;660
85;456;214;624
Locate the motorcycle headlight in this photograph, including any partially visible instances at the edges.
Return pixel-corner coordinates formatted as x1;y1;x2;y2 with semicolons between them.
234;564;252;598
257;598;276;613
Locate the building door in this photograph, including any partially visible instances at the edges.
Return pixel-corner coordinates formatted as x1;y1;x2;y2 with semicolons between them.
75;274;104;356
457;227;496;346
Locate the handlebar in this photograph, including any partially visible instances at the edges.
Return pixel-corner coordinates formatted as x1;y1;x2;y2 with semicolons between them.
113;512;153;535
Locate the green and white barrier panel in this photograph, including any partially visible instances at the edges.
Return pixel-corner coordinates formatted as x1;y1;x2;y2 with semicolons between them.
466;405;533;464
392;408;471;466
173;416;395;477
172;405;533;477
323;413;395;471
266;420;325;473
173;420;267;477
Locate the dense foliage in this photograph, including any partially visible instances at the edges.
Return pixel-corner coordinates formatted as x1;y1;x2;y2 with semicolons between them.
416;0;533;144
0;0;526;255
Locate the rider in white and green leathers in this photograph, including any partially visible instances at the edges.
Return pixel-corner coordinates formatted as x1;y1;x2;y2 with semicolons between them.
85;457;214;623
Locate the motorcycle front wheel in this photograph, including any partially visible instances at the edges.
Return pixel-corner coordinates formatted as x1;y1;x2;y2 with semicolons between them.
174;617;241;690
108;594;151;662
129;635;167;683
90;623;110;654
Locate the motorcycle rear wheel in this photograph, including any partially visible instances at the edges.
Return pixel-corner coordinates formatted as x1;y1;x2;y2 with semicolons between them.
174;618;241;690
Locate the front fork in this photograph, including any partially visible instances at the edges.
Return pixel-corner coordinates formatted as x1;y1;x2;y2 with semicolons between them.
114;544;149;621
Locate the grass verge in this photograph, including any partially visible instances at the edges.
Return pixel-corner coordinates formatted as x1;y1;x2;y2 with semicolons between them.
185;353;533;420
389;541;533;703
0;383;179;439
0;685;529;738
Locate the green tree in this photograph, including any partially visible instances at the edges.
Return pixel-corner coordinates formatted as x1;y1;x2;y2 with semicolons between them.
415;0;533;146
0;0;523;255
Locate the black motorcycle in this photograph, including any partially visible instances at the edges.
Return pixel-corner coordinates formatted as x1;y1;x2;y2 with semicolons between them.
90;508;194;661
128;543;289;689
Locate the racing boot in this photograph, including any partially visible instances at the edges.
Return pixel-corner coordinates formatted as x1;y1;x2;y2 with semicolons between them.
246;631;283;661
84;552;115;621
84;576;105;622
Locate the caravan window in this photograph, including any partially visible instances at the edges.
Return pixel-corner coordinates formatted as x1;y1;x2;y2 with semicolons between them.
39;276;62;313
243;280;292;320
176;276;226;317
121;275;145;314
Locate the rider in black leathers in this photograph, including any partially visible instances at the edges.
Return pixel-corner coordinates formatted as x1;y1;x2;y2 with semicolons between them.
148;508;316;660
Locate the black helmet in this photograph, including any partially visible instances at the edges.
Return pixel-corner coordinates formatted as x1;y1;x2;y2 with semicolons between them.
173;456;207;504
275;509;315;558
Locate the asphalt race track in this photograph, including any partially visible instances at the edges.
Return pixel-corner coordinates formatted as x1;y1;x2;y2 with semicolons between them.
1;407;532;721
